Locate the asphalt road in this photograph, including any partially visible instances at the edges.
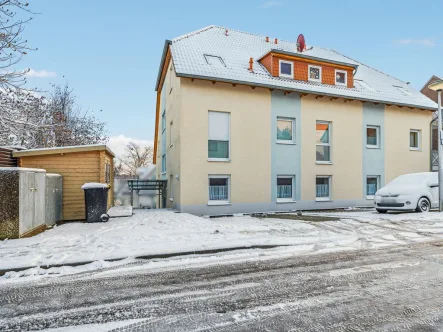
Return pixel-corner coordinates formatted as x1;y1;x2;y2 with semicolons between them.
2;242;443;331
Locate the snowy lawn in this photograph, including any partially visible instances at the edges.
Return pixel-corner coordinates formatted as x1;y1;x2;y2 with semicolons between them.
2;209;443;276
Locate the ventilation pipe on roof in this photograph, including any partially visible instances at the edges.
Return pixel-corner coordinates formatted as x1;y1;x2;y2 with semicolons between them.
249;57;254;72
266;36;269;42
225;29;229;36
274;38;278;44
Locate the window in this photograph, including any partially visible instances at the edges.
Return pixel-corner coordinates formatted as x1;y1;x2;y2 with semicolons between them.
204;54;226;67
161;154;166;173
335;70;347;86
161;111;166;132
169;63;174;94
366;176;379;199
355;79;376;91
169;175;174;201
366;125;380;148
394;85;411;96
279;60;293;78
316;121;331;163
308;65;322;82
169;121;173;147
277;118;295;143
105;163;111;183
277;176;295;202
410;130;421;150
208;111;230;160
316;176;331;201
208;175;230;204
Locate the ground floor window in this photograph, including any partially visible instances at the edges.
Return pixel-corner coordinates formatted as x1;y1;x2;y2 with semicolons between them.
316;176;331;201
366;176;379;199
208;175;230;204
277;176;295;202
410;129;421;150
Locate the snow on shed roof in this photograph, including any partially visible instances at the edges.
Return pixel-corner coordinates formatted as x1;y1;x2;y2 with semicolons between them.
12;144;115;158
162;25;436;110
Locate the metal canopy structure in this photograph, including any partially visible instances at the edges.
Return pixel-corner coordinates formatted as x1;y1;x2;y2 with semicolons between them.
127;180;167;208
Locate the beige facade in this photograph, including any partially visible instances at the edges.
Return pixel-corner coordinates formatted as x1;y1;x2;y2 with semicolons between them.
384;106;432;183
301;96;363;201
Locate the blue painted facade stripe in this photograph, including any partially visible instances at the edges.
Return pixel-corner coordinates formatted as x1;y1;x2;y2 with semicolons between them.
271;90;302;202
362;103;385;197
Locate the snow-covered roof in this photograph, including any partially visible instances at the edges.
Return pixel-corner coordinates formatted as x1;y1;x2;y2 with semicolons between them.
162;25;436;110
13;144;115;158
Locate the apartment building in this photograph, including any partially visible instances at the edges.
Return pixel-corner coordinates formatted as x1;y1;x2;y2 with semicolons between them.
153;26;436;215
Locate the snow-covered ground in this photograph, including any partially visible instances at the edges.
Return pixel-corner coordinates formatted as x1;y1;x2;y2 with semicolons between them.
2;209;443;282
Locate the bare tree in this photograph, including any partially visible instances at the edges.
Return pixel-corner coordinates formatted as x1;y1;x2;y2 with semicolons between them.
120;142;153;176
0;1;37;89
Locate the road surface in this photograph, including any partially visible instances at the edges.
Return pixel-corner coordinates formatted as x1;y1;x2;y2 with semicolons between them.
2;241;443;331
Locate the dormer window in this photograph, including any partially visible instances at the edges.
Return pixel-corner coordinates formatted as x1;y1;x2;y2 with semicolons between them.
335;70;347;86
308;65;322;82
279;60;293;78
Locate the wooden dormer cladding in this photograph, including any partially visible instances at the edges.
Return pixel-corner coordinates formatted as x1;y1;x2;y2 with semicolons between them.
259;51;355;88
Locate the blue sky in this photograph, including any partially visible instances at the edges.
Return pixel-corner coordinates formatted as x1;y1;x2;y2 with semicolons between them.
21;0;442;155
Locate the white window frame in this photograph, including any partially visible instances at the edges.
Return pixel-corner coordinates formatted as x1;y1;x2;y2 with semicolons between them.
208;175;231;206
335;69;347;86
161;154;166;174
208;111;231;162
316;176;331;201
277;175;295;203
279;59;293;78
169;120;173;148
366;125;380;149
316;121;332;164
308;65;322;83
277;117;296;144
410;129;421;151
366;176;379;200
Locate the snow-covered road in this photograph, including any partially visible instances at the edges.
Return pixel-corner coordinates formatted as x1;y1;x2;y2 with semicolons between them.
2;209;443;280
2;241;443;331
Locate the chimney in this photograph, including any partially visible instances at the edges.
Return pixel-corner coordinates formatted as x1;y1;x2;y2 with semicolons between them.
266;36;269;43
274;38;278;44
249;57;253;72
225;29;229;36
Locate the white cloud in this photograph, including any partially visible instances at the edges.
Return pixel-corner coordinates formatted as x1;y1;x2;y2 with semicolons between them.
258;1;282;8
26;68;57;78
108;135;153;159
394;39;436;47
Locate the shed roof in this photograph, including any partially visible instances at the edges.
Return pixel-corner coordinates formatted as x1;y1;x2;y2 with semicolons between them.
159;25;437;111
13;144;115;158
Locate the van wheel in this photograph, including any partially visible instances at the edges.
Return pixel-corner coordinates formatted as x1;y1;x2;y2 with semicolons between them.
416;197;430;212
376;209;388;214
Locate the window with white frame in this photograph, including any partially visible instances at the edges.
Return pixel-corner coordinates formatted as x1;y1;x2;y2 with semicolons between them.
366;125;380;148
308;65;322;82
208;111;230;160
366;176;379;199
277;176;295;202
208;175;230;204
277;118;295;143
410;130;421;150
279;60;293;78
169;121;173;147
316;176;331;201
316;121;331;162
161;110;166;132
161;154;166;173
335;70;347;86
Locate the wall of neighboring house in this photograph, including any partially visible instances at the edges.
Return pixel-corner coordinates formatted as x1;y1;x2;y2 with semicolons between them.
19;150;114;220
156;60;182;209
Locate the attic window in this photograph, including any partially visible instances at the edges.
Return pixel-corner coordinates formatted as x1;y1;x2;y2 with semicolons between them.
279;60;293;78
355;79;375;91
308;65;322;83
394;85;411;96
335;70;347;86
204;55;226;67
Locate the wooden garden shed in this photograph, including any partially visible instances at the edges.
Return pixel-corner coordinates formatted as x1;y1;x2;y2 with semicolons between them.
13;145;115;221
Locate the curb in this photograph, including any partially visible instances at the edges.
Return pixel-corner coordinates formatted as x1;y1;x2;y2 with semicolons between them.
0;244;290;277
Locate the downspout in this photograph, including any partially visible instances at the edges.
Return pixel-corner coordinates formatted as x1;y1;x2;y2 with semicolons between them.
431;116;438;171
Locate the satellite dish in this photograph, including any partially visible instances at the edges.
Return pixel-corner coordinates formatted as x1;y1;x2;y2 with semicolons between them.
297;34;305;52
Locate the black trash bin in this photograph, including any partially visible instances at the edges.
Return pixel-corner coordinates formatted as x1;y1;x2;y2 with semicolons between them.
81;183;110;222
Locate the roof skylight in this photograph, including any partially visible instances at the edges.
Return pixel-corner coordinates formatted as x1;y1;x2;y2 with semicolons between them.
204;54;226;67
355;79;375;91
393;85;411;96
